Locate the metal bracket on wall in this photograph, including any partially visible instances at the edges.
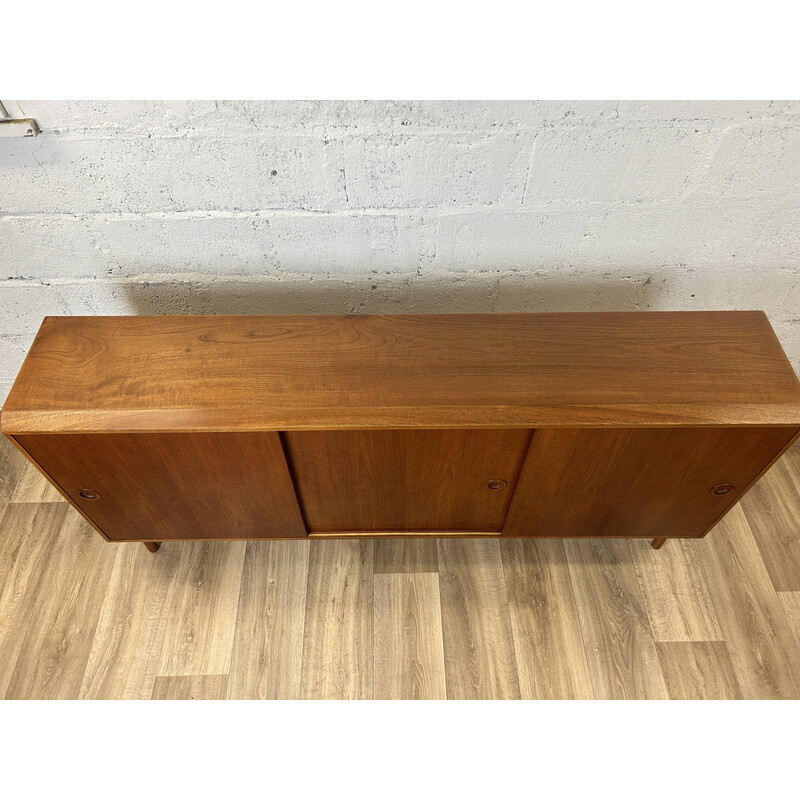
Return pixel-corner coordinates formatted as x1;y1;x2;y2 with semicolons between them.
0;100;40;137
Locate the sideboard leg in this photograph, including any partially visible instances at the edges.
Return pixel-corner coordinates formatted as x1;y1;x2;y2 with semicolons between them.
143;541;161;553
651;537;667;550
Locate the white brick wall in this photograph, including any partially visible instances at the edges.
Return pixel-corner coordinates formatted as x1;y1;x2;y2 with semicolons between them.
1;100;798;401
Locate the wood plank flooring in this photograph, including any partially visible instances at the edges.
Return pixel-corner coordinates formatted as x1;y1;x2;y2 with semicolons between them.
2;433;800;699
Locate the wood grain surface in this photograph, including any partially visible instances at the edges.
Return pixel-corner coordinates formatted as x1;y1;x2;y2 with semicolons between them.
0;503;71;696
3;512;115;700
14;432;306;540
655;641;743;700
0;439;26;524
630;538;723;642
284;429;529;532
438;539;521;699
565;538;669;699
778;592;800;646
503;426;797;539
300;540;374;699
373;539;439;574
500;538;594;699
693;503;800;699
151;674;229;700
742;458;800;591
226;540;309;700
5;312;800;432
11;461;65;503
374;572;447;699
79;541;182;699
3;432;800;699
155;541;246;677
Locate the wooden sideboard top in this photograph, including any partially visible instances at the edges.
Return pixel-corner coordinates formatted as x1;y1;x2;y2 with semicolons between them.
3;311;800;432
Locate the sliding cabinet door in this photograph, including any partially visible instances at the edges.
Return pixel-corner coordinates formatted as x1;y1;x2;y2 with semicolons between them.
15;432;307;540
503;427;797;539
283;429;531;533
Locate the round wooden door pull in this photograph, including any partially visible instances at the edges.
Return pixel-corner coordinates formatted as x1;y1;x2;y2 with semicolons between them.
711;484;734;495
78;489;99;499
487;479;507;490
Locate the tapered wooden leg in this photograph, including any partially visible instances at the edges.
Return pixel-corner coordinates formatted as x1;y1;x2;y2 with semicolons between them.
143;541;160;553
651;537;667;550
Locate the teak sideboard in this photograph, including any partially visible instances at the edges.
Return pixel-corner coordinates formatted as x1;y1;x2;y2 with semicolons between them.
3;312;800;553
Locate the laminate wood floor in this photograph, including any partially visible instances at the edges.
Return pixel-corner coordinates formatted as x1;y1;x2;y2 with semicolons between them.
2;434;800;700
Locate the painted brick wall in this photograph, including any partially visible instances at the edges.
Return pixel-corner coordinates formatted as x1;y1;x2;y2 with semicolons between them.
1;100;798;401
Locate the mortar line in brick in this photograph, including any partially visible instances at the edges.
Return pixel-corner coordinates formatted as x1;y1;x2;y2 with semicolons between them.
2;196;798;223
38;115;800;142
2;264;799;290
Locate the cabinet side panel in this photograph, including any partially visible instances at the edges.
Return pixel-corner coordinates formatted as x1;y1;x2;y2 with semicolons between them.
503;427;799;539
15;432;307;540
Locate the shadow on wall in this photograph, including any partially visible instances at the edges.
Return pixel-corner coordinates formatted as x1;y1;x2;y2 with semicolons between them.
121;272;661;316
